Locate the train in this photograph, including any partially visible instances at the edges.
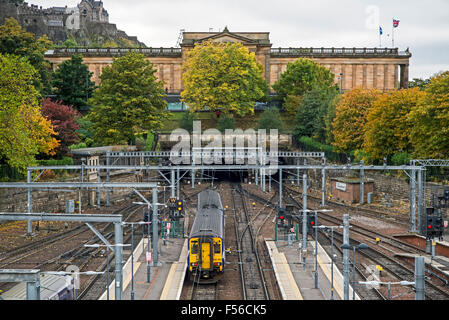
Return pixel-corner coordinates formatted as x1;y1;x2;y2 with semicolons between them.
0;274;73;300
187;189;225;283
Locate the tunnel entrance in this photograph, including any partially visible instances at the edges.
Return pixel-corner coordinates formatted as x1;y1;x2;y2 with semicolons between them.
203;170;248;183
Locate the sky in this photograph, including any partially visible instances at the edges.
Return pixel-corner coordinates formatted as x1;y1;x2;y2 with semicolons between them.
29;0;449;80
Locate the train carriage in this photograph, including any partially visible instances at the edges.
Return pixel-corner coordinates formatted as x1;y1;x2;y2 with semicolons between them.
188;190;225;283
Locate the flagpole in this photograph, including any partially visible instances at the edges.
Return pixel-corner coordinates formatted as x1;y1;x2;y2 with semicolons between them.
392;18;395;48
379;27;382;48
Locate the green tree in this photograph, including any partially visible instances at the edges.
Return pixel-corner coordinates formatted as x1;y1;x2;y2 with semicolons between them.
181;40;268;117
87;52;167;145
0;54;59;172
409;77;432;90
62;38;78;48
293;85;339;143
52;54;95;111
0;18;53;95
257;108;284;133
363;88;425;162
409;71;449;158
272;58;337;102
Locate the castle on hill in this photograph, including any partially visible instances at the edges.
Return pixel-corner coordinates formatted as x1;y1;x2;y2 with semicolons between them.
0;0;144;46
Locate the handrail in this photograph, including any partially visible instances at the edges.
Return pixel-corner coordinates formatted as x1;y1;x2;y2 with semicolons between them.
48;47;182;56
270;47;403;56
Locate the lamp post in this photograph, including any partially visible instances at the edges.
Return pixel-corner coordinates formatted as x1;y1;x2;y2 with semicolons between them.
359;281;415;300
84;243;130;300
133;201;158;283
311;209;333;289
122;221;147;300
339;73;344;94
341;242;369;300
313;224;343;300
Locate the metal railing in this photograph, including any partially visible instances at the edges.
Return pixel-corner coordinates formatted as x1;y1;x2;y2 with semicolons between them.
270;47;404;57
48;47;182;56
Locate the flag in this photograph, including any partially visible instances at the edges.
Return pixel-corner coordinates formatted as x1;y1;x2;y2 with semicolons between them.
393;19;400;28
379;26;383;35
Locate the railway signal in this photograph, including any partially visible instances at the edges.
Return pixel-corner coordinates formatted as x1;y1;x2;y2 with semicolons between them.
308;215;317;234
177;200;184;214
286;205;295;229
168;198;177;211
277;208;286;227
168;198;184;219
143;208;151;223
426;213;444;240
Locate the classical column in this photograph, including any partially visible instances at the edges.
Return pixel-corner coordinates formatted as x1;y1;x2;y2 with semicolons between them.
170;64;175;93
265;52;271;85
352;64;357;89
373;64;378;89
159;64;165;89
394;64;399;89
383;64;389;92
363;64;368;89
400;64;410;89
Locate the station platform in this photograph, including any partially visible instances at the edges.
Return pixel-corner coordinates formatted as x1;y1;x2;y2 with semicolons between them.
266;238;360;300
99;233;360;300
395;252;449;277
99;237;187;300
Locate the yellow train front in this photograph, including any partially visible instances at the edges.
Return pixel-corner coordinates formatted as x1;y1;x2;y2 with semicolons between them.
188;190;225;284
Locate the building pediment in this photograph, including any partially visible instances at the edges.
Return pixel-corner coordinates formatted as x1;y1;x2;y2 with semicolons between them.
181;28;271;47
201;31;258;44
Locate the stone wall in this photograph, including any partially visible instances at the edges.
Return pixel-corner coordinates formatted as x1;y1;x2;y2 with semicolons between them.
306;167;436;207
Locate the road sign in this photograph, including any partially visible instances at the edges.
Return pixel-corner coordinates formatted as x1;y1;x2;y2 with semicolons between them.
146;252;152;263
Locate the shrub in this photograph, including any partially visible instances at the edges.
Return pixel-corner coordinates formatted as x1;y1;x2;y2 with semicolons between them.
217;116;236;132
256;108;284;133
392;152;411;166
178;112;197;132
69;142;87;150
38;157;74;166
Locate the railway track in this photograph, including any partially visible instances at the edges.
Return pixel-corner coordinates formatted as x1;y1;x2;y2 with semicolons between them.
0;200;147;299
317;212;424;255
285;184;410;228
316;231;386;300
78;223;145;300
328;229;449;300
284;188;425;256
78;186;175;300
231;183;269;300
190;283;219;300
0;202;141;270
282;187;449;300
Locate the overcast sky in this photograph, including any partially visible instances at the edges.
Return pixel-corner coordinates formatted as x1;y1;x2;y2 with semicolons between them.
30;0;449;79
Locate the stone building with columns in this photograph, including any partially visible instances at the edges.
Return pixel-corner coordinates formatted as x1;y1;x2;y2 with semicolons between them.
45;28;411;95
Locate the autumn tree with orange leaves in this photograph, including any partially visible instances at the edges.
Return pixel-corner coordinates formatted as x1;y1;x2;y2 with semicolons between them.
331;88;381;153
363;88;425;162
